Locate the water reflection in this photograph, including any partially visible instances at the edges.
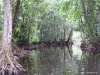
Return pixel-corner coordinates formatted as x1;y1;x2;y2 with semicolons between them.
78;52;100;75
20;45;100;75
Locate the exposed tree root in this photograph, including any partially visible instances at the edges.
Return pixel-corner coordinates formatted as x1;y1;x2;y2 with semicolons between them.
0;48;25;75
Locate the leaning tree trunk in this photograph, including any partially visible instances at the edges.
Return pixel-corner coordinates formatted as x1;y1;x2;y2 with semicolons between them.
0;0;24;74
81;0;94;43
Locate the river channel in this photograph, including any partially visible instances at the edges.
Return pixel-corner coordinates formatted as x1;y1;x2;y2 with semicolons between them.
19;31;100;75
19;43;100;75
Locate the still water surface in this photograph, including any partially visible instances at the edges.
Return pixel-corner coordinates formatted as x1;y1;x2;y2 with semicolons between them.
20;43;100;75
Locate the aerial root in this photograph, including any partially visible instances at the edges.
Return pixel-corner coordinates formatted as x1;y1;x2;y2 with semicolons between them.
0;49;25;75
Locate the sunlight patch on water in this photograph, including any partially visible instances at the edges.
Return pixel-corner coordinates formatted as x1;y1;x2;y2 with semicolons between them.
72;31;82;59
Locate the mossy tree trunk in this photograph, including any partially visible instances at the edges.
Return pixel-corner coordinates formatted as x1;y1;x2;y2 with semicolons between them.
0;0;24;74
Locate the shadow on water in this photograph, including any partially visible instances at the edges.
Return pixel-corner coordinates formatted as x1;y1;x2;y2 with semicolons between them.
19;44;100;75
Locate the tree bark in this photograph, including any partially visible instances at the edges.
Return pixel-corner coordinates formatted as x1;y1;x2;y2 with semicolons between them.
0;0;24;74
2;0;12;48
66;28;72;43
62;19;66;45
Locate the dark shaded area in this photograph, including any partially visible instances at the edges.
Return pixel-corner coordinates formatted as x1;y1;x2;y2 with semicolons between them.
81;43;100;53
21;41;73;50
13;41;73;60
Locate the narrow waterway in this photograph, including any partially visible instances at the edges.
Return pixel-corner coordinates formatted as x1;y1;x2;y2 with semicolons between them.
19;31;100;75
20;45;100;75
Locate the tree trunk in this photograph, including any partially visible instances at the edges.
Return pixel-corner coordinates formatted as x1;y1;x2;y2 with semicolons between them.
66;28;72;43
13;0;21;29
62;19;66;45
81;0;94;43
0;0;24;74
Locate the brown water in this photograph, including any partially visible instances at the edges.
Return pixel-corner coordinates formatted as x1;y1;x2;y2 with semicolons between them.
19;44;100;75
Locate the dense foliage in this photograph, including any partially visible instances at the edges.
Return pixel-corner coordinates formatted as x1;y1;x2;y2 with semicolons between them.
1;0;100;44
12;0;73;44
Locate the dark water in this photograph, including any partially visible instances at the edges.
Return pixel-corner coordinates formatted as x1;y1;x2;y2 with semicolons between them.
20;43;100;75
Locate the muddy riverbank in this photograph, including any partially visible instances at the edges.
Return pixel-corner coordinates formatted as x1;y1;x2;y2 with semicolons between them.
13;41;73;59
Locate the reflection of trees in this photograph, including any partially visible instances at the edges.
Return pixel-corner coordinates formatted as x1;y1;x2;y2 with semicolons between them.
19;57;35;75
20;46;100;75
97;57;100;75
20;46;81;75
78;52;100;75
37;47;63;75
35;46;77;75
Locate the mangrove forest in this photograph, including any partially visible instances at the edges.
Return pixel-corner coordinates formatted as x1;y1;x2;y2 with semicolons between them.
1;0;100;75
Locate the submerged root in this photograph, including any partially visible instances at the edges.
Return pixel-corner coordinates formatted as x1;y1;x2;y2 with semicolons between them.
0;49;25;75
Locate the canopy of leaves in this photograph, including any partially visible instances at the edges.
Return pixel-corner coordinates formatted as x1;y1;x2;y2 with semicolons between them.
1;0;100;44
